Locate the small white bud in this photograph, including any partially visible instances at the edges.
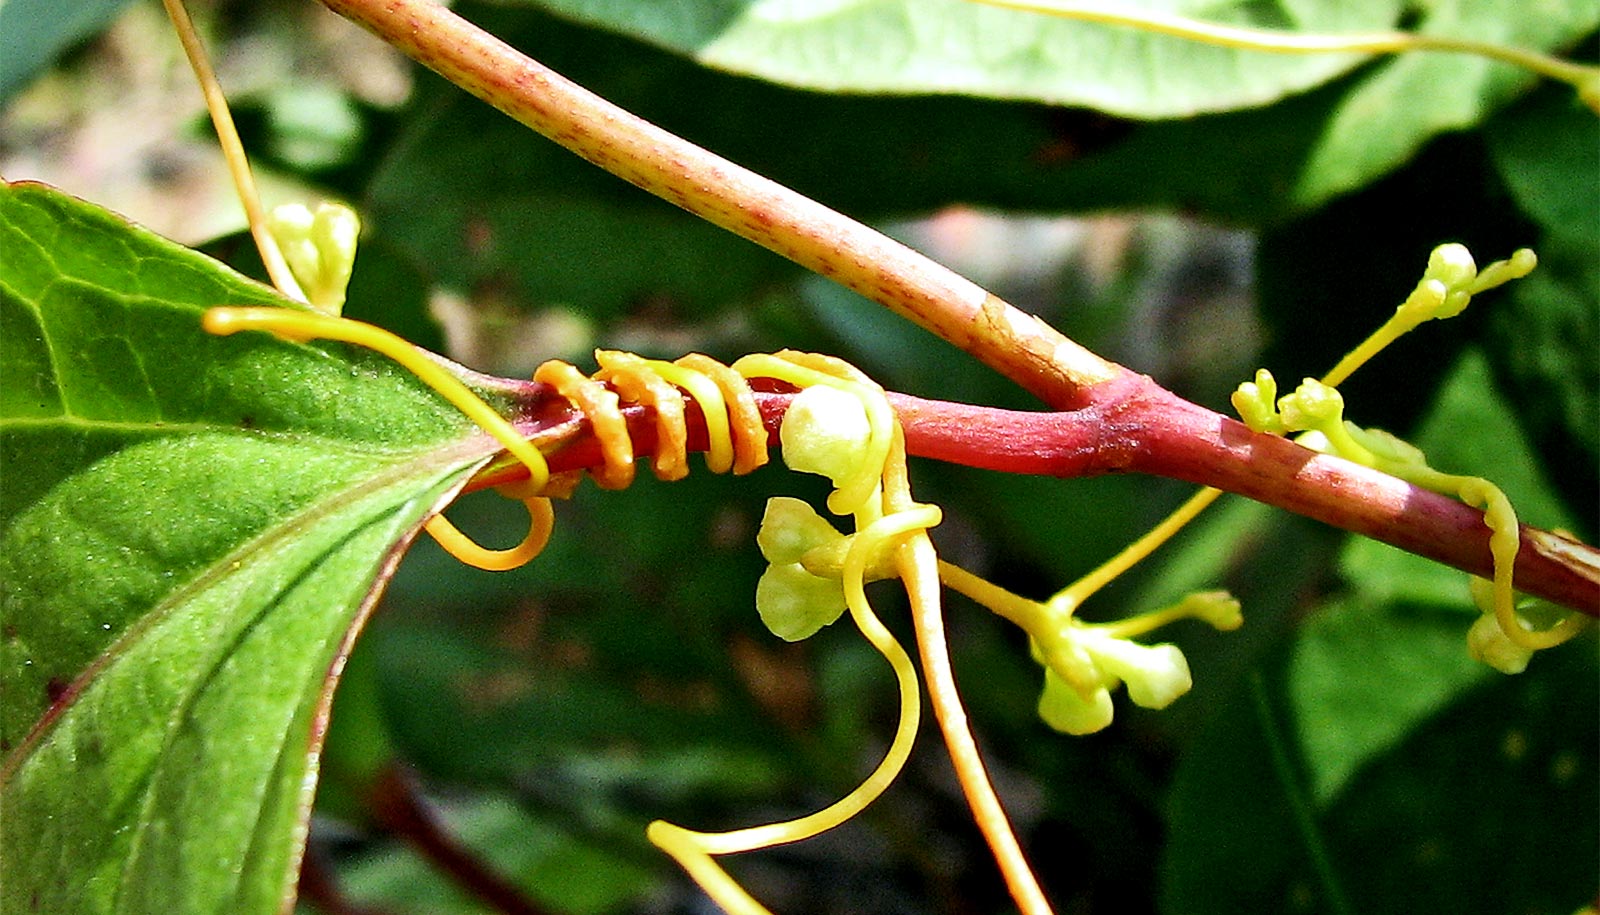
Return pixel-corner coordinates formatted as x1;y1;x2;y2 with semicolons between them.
779;385;871;488
1037;667;1115;735
1427;243;1477;292
755;562;847;642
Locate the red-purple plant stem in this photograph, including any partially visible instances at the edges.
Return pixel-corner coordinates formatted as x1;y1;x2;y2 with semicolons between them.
320;0;1599;615
320;0;1598;611
366;765;553;915
297;850;397;915
481;385;1599;614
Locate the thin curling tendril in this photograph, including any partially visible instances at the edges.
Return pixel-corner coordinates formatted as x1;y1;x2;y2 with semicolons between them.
422;482;555;572
202;307;560;571
534;360;634;490
160;0;306;302
202;308;551;491
650;507;934;861
532;350;768;490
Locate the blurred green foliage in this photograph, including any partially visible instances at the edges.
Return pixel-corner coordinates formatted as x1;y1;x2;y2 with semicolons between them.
1;1;1595;913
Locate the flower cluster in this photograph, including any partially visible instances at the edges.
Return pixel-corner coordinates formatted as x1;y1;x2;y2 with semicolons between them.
1231;243;1589;672
268;201;360;315
1031;592;1240;735
754;496;896;641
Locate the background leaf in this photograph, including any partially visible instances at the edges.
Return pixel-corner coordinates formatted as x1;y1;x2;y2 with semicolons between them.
0;181;500;914
1484;85;1600;526
0;0;137;106
502;0;1402;117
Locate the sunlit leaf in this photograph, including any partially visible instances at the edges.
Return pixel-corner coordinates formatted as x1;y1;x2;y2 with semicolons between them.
507;0;1402;117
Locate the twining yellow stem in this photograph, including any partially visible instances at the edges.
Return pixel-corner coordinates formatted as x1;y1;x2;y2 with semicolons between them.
887;447;1055;915
423;487;553;572
1048;487;1224;614
966;0;1600;112
651;361;735;474
646;505;934;913
160;0;306;300
202;307;550;490
645;823;774;915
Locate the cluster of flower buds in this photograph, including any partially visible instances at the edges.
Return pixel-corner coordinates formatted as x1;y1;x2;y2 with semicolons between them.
755;496;895;641
1232;243;1589;673
268;201;360;315
1032;592;1241;734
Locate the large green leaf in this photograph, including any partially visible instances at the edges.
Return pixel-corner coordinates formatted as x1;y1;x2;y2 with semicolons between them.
999;4;1595;221
504;0;1401;117
0;181;504;914
1162;637;1597;915
1286;0;1598;208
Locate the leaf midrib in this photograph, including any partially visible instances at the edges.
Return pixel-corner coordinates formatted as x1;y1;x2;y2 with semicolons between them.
0;434;497;781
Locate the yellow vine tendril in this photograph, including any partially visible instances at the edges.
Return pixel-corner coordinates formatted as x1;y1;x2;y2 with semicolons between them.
422;482;555;572
964;0;1600;113
202;307;565;571
202;305;776;574
203;308;551;489
645;354;941;915
160;0;305;301
1229;245;1589;666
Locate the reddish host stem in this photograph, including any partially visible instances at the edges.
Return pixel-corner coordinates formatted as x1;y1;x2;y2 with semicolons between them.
471;380;1600;614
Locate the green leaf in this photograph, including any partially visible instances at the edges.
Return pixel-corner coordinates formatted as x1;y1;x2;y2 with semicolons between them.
1164;637;1598;915
961;2;1598;221
0;0;135;106
0;181;501;914
1316;639;1597;915
1286;0;1598;208
1486;85;1600;251
508;0;1401;117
